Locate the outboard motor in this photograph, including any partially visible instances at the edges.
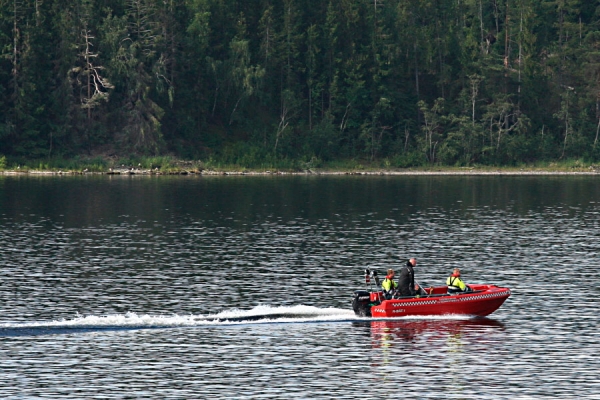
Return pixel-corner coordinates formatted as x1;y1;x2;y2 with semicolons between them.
352;290;372;317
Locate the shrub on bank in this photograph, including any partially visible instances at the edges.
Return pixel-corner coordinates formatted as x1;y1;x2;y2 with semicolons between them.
1;153;599;174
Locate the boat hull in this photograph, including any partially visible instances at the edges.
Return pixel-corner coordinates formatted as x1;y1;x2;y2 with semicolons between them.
355;284;511;318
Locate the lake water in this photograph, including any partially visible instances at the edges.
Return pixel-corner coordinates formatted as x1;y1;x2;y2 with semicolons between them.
1;174;599;398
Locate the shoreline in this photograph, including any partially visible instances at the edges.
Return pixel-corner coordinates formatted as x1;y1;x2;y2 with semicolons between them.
2;168;599;176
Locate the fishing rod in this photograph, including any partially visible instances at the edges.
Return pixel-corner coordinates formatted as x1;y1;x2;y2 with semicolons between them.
364;268;381;289
415;279;432;297
364;268;384;302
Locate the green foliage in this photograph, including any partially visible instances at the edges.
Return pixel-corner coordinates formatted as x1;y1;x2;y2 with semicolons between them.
1;0;600;167
302;112;340;161
391;152;427;168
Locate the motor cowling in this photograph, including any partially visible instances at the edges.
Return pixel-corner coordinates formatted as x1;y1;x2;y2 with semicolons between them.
352;290;372;317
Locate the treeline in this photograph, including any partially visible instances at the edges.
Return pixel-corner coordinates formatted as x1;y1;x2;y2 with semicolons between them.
1;0;600;167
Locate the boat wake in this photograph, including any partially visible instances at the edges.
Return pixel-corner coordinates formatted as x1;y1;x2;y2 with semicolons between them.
0;305;488;337
194;304;355;323
0;305;356;337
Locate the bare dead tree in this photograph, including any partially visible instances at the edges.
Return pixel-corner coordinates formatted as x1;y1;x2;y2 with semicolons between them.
340;103;351;133
79;29;114;120
419;99;444;163
274;103;289;153
371;125;391;161
595;117;600;149
469;74;483;125
12;0;20;103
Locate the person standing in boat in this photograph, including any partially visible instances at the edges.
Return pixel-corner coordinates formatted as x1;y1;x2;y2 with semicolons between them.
446;268;471;293
381;269;398;299
397;258;421;297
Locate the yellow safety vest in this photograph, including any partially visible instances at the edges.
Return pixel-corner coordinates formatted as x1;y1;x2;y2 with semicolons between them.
446;276;466;291
382;278;398;292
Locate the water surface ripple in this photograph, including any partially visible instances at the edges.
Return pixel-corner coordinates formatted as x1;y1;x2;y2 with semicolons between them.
0;175;599;398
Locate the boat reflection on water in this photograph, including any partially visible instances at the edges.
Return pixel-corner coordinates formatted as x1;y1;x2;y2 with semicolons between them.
354;318;508;391
353;317;505;346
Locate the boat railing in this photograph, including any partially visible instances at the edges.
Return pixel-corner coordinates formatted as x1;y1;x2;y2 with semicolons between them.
392;289;487;300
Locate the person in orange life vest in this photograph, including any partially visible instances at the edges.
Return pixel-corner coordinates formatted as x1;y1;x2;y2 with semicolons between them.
446;268;472;293
381;269;398;299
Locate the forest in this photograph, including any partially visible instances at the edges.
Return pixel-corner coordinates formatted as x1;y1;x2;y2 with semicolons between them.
1;0;600;168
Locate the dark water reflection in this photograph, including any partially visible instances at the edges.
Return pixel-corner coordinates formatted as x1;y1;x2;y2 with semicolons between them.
0;175;599;398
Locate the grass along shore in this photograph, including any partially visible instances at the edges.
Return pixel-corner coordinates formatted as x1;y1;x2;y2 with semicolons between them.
0;155;599;175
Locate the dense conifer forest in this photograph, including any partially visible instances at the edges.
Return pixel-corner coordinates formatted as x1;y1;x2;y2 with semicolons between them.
1;0;600;168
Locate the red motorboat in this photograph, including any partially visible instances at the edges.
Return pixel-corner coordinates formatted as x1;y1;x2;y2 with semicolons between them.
352;269;511;318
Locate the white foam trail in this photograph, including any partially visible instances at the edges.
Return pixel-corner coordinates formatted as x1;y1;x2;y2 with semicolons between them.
0;305;356;330
0;306;480;335
206;304;353;320
1;312;195;329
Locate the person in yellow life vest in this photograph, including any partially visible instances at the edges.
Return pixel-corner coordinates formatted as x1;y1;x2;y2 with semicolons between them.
382;269;398;299
446;268;472;293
